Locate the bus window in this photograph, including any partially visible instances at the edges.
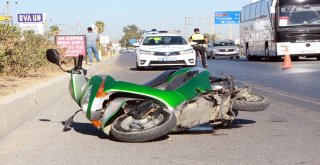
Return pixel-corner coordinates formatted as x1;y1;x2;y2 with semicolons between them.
241;7;245;22
245;5;251;21
256;1;262;18
250;3;257;19
261;0;268;16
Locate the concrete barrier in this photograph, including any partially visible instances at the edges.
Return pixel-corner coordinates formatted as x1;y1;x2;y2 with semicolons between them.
0;57;113;139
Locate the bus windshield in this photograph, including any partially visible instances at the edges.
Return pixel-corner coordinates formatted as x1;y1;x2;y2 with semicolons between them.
279;4;320;27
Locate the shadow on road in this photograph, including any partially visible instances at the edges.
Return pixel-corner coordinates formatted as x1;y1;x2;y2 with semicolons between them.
172;118;256;136
39;118;170;143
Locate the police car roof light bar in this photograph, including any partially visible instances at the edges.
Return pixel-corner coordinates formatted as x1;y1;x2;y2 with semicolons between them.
143;29;181;34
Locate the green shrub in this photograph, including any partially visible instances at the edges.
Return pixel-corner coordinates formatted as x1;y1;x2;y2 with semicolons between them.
0;24;60;77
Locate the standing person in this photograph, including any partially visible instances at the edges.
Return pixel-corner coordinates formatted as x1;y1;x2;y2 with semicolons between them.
86;27;100;64
189;28;208;68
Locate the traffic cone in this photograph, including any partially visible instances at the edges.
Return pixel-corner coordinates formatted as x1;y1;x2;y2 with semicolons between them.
282;47;293;69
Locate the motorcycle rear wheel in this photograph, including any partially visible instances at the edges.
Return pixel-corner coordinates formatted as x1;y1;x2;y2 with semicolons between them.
110;109;176;142
233;93;269;112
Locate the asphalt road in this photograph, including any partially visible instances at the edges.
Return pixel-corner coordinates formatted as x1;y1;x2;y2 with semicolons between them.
0;53;320;165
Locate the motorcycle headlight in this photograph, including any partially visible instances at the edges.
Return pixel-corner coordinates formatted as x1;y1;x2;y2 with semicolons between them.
179;49;194;55
140;50;155;55
81;85;92;113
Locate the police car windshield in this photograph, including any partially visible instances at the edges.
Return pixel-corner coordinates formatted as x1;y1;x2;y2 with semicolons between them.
142;36;187;45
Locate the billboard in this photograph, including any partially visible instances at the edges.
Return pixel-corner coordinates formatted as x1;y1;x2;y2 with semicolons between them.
18;13;45;22
55;35;86;57
19;23;44;34
215;11;240;24
0;16;12;21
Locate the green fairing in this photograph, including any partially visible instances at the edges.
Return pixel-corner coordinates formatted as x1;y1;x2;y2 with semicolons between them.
86;76;103;119
105;80;185;109
103;70;212;109
176;71;212;100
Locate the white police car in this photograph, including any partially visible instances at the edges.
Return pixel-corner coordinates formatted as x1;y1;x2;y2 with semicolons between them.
132;30;196;70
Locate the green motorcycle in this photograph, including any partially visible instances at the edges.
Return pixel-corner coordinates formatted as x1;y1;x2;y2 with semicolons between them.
46;49;269;142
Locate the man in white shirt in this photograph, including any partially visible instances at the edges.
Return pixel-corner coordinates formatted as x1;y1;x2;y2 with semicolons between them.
86;27;100;64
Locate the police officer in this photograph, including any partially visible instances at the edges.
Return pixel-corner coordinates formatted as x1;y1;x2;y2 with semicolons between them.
189;28;208;68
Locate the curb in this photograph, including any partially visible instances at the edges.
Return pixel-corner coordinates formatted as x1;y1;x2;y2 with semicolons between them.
0;54;117;139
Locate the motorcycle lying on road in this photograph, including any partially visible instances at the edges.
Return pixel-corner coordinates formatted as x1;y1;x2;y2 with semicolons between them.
46;49;269;142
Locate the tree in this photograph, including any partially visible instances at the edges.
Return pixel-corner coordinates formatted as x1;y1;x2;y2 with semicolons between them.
95;21;105;34
49;25;60;36
120;24;144;47
204;33;218;42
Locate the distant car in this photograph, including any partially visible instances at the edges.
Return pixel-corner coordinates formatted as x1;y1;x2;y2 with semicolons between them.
127;48;134;53
206;40;240;59
133;30;196;70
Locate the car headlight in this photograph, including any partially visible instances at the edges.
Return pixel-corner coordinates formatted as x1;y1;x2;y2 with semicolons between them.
179;49;194;55
140;50;155;55
213;48;218;52
235;47;240;52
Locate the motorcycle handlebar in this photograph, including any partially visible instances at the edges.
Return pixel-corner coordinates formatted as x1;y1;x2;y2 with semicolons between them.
78;55;84;68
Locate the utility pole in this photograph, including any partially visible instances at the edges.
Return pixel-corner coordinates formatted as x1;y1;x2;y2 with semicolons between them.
185;16;188;39
229;24;232;40
4;1;18;25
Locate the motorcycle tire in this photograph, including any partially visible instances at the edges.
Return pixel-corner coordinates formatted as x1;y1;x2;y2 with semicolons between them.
232;93;270;112
110;109;176;142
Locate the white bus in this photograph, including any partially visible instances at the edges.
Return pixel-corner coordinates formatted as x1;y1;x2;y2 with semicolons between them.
240;0;320;61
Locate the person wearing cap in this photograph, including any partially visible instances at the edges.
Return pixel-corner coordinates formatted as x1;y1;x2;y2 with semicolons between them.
189;28;208;68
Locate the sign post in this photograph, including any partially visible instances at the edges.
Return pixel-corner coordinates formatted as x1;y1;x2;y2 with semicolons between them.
17;13;46;34
214;11;240;40
55;35;87;59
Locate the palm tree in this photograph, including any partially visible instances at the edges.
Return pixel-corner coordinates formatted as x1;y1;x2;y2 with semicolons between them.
95;21;105;34
121;24;144;47
49;25;60;36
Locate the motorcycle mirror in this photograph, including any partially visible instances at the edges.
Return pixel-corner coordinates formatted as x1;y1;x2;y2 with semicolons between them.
46;49;61;66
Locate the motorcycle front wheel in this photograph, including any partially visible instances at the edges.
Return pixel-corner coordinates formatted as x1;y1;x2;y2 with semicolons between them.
232;93;270;112
110;109;176;142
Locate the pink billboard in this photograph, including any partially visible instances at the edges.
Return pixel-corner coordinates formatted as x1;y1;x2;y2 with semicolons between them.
55;35;86;57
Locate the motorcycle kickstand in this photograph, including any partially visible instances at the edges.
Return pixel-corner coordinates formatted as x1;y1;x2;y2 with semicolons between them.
63;109;82;132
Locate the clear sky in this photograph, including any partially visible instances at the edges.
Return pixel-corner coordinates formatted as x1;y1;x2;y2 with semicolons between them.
1;0;252;41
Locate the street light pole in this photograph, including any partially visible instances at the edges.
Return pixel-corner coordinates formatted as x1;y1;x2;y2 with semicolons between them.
185;16;187;39
5;1;18;16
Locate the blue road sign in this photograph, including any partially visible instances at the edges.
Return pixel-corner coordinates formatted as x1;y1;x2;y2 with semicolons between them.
129;39;138;45
18;13;44;23
215;11;240;24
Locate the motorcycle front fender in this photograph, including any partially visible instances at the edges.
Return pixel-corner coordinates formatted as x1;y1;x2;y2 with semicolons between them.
100;97;136;135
